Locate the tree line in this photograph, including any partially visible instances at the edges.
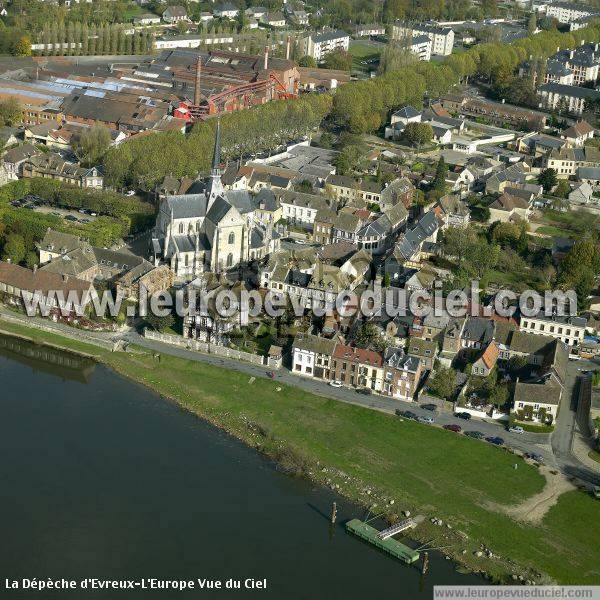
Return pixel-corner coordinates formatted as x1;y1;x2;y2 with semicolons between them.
35;22;154;56
103;93;333;190
101;20;600;189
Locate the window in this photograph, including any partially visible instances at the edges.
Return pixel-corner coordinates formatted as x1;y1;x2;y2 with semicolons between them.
179;223;184;234
228;232;235;245
226;253;233;267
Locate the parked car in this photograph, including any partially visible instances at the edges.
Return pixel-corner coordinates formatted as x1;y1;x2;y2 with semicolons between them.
486;436;504;446
396;410;417;420
266;371;275;379
525;452;544;463
418;415;434;424
329;380;343;388
356;388;372;395
454;411;472;420
125;190;136;196
465;431;485;439
508;425;524;434
420;403;437;411
593;486;600;499
443;424;462;433
65;215;78;222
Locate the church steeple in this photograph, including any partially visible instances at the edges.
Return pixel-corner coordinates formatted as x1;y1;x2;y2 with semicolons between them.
206;117;224;206
212;117;221;177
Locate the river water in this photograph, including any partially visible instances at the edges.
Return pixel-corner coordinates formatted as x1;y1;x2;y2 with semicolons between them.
0;336;484;599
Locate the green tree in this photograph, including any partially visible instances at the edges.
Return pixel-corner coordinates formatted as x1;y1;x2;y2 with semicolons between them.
2;233;26;264
322;49;353;71
0;97;22;126
403;122;433;147
429;366;456;400
145;312;175;333
298;55;317;67
538;168;558;193
72;125;112;167
432;156;448;191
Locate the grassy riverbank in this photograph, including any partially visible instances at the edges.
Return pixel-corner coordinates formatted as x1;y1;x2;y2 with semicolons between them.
1;320;599;585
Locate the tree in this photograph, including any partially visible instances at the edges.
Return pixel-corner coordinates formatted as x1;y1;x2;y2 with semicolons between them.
527;13;537;35
12;36;32;57
72;125;112;167
429;366;456;400
489;384;509;408
538;168;558;193
145;313;175;333
0;97;22;126
298;55;317;67
322;49;353;71
2;233;26;264
432;156;448;191
443;225;478;266
403;122;433;147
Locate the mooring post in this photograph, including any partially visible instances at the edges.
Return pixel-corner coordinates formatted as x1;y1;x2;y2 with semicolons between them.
421;551;429;575
330;502;337;524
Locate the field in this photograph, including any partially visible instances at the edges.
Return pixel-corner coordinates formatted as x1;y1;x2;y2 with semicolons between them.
1;319;599;584
348;40;381;71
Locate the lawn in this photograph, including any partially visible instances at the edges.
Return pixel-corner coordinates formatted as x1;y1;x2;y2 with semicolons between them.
348;40;381;71
1;319;599;584
589;450;600;464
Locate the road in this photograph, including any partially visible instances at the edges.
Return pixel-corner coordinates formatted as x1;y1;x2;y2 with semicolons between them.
122;331;557;463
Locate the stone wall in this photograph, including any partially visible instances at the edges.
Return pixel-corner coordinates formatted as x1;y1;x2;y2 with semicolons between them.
144;329;266;366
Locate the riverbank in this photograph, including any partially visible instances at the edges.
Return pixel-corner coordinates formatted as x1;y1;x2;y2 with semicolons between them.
1;318;598;585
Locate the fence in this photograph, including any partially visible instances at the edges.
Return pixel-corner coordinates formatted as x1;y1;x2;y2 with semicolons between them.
144;329;267;366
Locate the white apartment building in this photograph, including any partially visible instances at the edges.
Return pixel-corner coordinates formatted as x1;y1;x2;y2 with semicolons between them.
392;22;454;56
409;35;433;61
519;314;587;347
538;82;600;115
299;30;350;60
545;1;599;24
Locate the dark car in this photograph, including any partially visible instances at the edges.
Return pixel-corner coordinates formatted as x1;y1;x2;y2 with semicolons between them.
454;411;472;420
486;436;504;446
525;452;544;463
356;388;372;395
65;215;79;222
266;371;275;379
396;410;417;420
421;403;437;411
444;424;462;433
465;430;485;440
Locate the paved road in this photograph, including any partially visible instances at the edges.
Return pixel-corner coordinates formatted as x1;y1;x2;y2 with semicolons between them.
123;331;556;462
551;359;600;486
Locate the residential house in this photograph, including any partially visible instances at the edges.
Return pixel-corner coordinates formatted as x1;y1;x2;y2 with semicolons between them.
519;312;587;347
488;192;532;223
2;143;38;180
0;261;96;315
568;181;594;204
277;190;330;228
407;337;438;370
546;146;600;178
379;177;415;211
22;153;103;188
213;2;239;18
484;162;530;194
382;348;422;400
162;5;187;22
292;333;337;378
471;342;500;376
331;343;384;391
577;166;600;190
562;120;595;147
312;208;337;244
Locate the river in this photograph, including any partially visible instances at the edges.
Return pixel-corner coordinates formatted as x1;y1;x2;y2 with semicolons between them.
0;336;484;598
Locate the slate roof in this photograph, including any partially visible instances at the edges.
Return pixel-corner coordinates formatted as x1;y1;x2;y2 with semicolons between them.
293;332;337;355
462;316;495;345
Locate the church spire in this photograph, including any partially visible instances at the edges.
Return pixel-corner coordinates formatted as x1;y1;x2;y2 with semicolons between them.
206;116;224;206
211;117;221;177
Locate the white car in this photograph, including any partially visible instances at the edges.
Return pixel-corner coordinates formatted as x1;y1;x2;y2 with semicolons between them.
508;425;524;434
125;190;136;196
418;415;434;424
329;380;343;388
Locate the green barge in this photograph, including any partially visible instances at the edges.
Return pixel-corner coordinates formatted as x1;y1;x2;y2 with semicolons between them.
345;519;421;564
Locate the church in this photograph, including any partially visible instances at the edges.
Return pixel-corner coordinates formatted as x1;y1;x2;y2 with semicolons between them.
151;121;279;278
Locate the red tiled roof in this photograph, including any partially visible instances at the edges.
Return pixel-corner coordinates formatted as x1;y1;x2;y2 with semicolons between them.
480;342;499;370
0;262;92;296
333;343;383;367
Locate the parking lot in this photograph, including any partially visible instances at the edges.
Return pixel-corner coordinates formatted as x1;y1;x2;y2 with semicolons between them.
9;195;98;225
